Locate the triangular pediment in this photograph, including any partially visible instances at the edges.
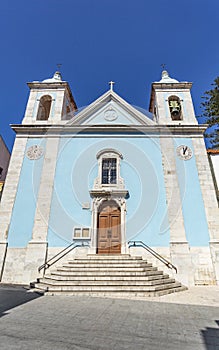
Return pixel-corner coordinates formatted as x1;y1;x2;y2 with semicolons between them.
69;90;155;126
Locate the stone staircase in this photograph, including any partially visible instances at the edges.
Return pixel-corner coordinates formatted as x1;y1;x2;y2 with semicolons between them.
32;255;187;297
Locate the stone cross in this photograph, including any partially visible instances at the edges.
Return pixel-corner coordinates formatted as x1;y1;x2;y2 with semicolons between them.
109;81;115;91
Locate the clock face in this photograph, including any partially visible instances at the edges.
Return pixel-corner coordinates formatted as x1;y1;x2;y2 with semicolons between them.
176;145;193;160
26;145;44;160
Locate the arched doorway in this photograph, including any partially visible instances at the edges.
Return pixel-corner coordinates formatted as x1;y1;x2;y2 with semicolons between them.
97;200;121;254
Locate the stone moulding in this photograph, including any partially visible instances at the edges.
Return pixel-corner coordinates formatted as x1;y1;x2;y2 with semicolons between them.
89;189;129;199
11;124;208;137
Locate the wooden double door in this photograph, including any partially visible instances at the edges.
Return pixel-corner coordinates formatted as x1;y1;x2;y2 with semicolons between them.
97;201;121;254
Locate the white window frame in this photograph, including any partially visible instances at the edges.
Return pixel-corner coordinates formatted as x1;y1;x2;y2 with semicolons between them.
94;149;124;190
73;227;91;240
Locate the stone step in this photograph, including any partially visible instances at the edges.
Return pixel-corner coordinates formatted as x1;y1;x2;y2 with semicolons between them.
31;254;187;297
37;277;176;286
56;266;158;272
49;270;163;277
61;262;153;269
41;286;187;297
72;255;145;263
34;281;182;293
47;274;169;281
84;255;141;260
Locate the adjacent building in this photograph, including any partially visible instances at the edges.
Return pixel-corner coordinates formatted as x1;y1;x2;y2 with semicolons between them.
207;149;219;205
0;136;10;201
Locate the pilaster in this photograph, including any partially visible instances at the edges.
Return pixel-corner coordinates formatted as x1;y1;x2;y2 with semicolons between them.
23;241;48;283
192;137;219;284
0;137;27;241
192;137;219;241
209;241;219;284
30;137;60;242
52;90;65;122
160;137;187;242
170;242;194;286
24;137;59;280
160;137;192;285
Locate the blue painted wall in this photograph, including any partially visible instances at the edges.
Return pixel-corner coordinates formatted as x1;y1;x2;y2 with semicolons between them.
174;138;210;246
48;137;170;247
8;135;210;248
8;138;45;247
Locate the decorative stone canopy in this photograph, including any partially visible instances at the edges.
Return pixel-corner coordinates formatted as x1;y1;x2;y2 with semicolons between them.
157;70;179;84
42;71;63;83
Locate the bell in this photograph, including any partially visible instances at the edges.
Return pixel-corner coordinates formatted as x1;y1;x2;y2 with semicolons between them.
171;107;180;117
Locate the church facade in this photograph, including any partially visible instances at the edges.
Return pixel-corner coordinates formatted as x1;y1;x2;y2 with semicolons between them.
0;70;219;287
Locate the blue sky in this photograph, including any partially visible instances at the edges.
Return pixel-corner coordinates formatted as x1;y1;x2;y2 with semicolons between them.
1;0;219;151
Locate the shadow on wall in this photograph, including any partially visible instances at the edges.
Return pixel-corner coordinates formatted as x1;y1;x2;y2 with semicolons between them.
0;284;42;318
201;320;219;349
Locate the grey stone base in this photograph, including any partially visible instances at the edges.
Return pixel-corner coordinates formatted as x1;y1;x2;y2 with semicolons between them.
0;244;218;286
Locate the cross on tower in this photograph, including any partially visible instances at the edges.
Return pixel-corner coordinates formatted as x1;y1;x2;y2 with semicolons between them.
57;63;62;71
161;63;166;70
109;81;115;91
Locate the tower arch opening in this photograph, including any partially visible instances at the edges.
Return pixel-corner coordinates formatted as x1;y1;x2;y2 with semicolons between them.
37;95;52;121
168;95;182;121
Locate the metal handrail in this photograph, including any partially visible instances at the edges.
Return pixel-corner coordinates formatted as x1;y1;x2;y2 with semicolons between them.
128;240;177;273
38;241;89;273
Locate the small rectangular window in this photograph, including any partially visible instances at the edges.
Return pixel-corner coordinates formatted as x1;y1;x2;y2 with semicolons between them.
74;228;81;238
82;228;90;238
73;227;90;239
0;167;3;179
102;158;117;184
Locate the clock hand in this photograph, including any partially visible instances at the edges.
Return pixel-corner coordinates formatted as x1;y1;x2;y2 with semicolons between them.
183;146;188;155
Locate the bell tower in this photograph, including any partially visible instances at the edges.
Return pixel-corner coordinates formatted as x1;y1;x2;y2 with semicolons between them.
22;71;77;124
149;70;198;125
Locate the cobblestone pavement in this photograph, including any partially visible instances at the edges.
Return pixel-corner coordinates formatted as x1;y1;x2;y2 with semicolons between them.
0;286;219;350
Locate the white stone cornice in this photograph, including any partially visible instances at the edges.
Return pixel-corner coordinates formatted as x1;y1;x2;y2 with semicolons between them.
89;189;129;198
152;82;193;90
27;81;68;89
27;81;77;111
11;124;208;136
69;89;155;126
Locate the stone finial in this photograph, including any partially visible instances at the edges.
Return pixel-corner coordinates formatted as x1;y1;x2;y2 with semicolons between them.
162;70;169;79
53;71;62;81
157;69;179;84
41;71;63;83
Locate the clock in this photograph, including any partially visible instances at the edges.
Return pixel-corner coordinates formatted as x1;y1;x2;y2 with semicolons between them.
26;145;44;160
176;145;193;160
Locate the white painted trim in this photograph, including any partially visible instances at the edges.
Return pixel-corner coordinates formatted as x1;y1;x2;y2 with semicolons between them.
68;90;156;126
89;148;128;254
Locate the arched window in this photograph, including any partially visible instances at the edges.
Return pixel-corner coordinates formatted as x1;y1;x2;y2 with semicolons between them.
36;95;52;120
93;149;125;190
102;158;117;184
168;95;182;121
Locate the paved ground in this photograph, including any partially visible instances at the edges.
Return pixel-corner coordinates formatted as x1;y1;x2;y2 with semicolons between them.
129;286;219;307
0;285;219;350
